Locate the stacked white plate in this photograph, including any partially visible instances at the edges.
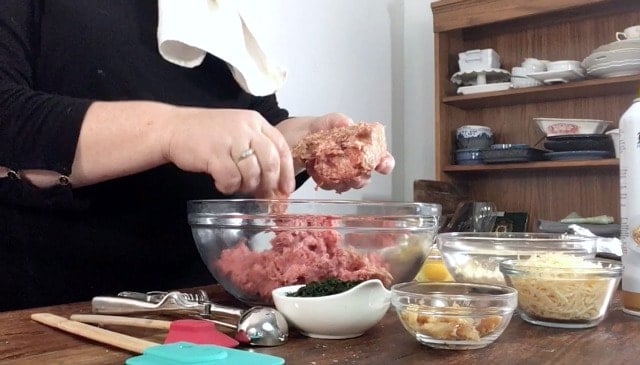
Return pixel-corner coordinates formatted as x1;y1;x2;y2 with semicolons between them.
450;68;511;86
582;39;640;78
450;68;511;95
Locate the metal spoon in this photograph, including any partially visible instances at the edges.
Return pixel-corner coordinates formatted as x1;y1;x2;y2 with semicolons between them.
171;291;289;347
229;306;289;347
194;299;288;346
92;291;289;346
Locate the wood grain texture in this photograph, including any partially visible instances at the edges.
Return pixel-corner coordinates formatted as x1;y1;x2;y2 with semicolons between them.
442;159;618;172
30;313;154;354
431;0;611;32
431;0;640;228
69;314;172;330
2;285;639;365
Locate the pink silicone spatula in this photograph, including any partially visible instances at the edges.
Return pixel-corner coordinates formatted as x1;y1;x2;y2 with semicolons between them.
69;314;239;348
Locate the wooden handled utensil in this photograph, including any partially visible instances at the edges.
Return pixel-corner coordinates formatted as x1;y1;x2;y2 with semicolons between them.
31;313;285;365
69;314;239;348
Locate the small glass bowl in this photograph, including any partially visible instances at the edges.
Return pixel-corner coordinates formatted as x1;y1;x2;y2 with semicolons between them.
437;232;597;286
500;257;622;329
391;282;517;350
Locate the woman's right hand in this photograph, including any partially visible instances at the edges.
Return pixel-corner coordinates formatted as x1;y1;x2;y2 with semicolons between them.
163;108;295;198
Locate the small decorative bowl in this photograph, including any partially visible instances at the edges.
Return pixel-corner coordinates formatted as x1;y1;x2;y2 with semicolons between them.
534;117;612;137
500;256;622;329
391;282;517;350
271;279;391;339
456;125;494;149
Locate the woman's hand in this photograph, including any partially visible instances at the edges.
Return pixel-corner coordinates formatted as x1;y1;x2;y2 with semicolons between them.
276;113;395;192
164;108;295;198
70;101;389;197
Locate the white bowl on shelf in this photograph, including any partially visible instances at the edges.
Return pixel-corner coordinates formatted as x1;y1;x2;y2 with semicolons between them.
510;76;543;88
534;118;613;137
522;58;547;72
547;60;583;73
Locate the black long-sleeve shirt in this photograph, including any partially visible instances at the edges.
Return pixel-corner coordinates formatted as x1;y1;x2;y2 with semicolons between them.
0;0;291;310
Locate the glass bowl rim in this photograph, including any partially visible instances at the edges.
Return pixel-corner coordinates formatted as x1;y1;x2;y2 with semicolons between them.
436;232;597;251
499;258;623;276
436;232;596;241
187;199;442;230
390;281;518;300
188;198;441;210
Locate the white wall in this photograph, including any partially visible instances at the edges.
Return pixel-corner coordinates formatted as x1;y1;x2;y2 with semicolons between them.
239;0;436;202
400;0;437;201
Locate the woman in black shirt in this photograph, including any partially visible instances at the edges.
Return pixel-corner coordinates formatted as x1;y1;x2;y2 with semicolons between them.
0;1;394;310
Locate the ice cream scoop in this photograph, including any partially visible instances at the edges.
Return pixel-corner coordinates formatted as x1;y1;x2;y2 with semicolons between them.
91;291;289;346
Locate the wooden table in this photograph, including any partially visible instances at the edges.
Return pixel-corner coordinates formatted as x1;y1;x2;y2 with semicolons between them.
1;285;639;365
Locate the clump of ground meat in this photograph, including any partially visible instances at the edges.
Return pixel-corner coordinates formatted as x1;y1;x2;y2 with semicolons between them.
292;122;387;193
214;216;394;304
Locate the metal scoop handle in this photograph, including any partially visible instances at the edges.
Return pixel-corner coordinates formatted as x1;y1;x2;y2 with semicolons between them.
92;291;244;327
92;291;210;315
91;290;288;346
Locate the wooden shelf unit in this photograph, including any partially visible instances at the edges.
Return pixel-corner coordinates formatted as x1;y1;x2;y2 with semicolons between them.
430;0;640;230
442;159;619;173
443;74;640;109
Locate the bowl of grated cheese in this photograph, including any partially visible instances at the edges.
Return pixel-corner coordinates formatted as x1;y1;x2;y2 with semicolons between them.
437;232;597;286
500;253;622;329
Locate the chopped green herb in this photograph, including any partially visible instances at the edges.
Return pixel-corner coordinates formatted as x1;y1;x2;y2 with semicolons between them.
286;278;364;297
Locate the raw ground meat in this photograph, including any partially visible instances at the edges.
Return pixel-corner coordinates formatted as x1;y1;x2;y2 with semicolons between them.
214;215;394;303
292;122;387;193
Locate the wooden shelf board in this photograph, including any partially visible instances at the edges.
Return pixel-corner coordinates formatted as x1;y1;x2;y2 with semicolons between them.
442;75;640;109
442;158;619;173
431;0;608;32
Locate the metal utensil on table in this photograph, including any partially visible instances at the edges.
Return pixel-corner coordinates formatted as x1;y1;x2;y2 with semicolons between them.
116;290;209;305
91;290;288;347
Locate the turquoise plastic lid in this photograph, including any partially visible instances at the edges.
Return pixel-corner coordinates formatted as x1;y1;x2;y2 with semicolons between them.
125;342;285;365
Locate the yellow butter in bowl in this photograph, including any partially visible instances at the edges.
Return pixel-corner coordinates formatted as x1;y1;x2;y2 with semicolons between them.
415;248;453;282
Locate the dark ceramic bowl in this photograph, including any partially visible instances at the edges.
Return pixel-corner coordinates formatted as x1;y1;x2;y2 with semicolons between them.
456;125;494;149
455;148;484;165
481;147;546;164
456;134;494;149
543;134;613;152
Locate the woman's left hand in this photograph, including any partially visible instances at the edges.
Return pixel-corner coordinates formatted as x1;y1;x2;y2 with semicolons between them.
276;113;395;191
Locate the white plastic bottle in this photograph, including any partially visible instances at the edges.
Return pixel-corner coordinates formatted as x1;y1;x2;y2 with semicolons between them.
620;95;640;316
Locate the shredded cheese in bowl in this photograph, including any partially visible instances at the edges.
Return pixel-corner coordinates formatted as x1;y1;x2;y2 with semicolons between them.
500;253;622;328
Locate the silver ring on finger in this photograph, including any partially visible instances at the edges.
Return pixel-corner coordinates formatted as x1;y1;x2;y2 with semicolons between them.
236;148;255;164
